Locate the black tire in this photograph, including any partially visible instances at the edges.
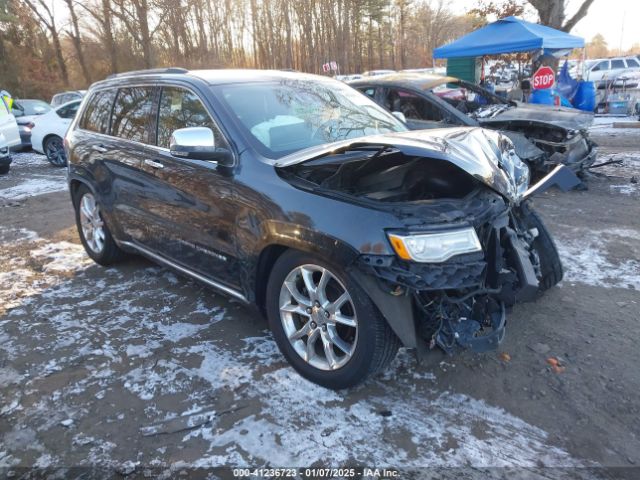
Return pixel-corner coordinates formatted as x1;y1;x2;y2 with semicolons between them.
266;250;399;390
521;204;563;292
0;164;9;175
73;184;126;266
43;135;67;167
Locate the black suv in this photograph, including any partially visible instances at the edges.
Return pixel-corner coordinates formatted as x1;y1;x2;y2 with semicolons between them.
66;68;576;389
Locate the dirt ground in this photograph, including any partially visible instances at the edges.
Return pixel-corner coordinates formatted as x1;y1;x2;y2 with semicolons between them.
1;122;639;479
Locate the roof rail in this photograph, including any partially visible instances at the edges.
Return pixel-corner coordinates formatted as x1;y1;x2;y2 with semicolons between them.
106;67;188;80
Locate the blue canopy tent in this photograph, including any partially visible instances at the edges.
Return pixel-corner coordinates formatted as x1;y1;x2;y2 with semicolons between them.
433;16;584;59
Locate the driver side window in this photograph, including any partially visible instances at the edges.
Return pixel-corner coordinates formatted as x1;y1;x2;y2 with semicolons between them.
157;87;225;149
386;88;445;122
591;61;609;72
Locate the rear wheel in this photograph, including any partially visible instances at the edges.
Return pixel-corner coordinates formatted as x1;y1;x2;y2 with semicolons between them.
521;204;563;292
73;184;126;265
266;250;399;389
44;135;66;167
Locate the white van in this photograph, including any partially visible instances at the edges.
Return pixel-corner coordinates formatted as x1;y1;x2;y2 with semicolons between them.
585;57;640;83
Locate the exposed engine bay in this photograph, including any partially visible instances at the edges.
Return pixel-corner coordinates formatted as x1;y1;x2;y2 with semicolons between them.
284;150;481;202
277;128;578;355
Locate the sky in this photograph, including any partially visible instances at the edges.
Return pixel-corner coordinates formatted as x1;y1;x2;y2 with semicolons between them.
449;0;640;51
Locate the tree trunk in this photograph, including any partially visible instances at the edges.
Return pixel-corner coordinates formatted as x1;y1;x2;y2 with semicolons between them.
63;0;91;84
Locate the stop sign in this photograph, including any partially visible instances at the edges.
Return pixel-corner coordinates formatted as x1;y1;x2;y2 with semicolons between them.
532;66;556;90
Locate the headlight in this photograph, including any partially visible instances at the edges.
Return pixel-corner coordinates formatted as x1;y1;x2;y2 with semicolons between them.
388;227;482;263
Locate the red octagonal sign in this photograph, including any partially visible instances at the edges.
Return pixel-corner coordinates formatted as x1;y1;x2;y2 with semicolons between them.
532;66;556;90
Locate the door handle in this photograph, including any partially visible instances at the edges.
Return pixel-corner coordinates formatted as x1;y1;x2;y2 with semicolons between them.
91;144;108;153
144;159;164;169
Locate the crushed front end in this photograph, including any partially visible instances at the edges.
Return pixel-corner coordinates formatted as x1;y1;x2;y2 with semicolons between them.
356;189;546;355
278;127;573;357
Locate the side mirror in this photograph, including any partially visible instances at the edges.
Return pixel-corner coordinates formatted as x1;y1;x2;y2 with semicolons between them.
169;127;233;166
391;111;407;123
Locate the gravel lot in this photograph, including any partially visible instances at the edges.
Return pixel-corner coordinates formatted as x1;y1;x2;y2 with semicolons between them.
1;123;639;478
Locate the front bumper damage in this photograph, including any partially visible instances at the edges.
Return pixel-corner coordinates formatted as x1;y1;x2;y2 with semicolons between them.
351;166;579;357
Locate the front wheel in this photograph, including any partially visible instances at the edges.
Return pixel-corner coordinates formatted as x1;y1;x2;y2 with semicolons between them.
520;204;563;292
266;250;399;389
44;135;67;167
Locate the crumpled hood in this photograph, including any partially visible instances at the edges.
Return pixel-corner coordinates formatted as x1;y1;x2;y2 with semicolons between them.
276;127;529;203
478;102;594;131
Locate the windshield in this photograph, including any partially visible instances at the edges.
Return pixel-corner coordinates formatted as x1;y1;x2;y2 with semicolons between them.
428;79;510;117
13;100;51;116
214;78;407;159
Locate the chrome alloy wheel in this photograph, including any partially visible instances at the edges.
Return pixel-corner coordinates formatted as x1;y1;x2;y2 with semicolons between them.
279;264;358;371
79;193;105;254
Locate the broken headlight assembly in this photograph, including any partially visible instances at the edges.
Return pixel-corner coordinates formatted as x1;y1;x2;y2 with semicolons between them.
387;228;482;263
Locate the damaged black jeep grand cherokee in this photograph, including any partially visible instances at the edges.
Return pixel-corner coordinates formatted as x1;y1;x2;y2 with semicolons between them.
66;69;578;389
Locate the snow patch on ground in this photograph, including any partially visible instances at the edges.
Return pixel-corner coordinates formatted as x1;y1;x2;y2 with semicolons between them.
591;151;640;181
0;175;67;200
181;358;581;468
557;227;640;289
30;241;93;272
590;116;640;136
0;225;587;471
8;151;49;167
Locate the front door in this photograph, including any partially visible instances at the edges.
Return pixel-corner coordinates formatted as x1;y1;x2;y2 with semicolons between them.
139;86;241;290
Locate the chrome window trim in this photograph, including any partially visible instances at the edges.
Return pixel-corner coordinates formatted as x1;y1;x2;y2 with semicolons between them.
74;82;235;166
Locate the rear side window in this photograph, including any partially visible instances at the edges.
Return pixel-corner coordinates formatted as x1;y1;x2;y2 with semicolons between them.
79;90;116;134
111;87;155;143
156;87;223;149
611;59;625;69
626;58;640;68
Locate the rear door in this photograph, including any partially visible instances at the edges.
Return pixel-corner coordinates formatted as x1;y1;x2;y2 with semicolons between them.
138;85;242;289
0;96;20;148
75;87;156;242
105;86;158;242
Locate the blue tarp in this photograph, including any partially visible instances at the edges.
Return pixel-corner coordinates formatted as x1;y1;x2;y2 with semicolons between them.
433;16;584;59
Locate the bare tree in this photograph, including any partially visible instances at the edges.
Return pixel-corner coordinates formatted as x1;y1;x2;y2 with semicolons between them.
527;0;596;31
63;0;91;84
23;0;69;85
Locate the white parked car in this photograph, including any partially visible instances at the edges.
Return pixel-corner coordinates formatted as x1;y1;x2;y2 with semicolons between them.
50;90;86;107
0;93;20;174
584;57;640;84
31;99;81;167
